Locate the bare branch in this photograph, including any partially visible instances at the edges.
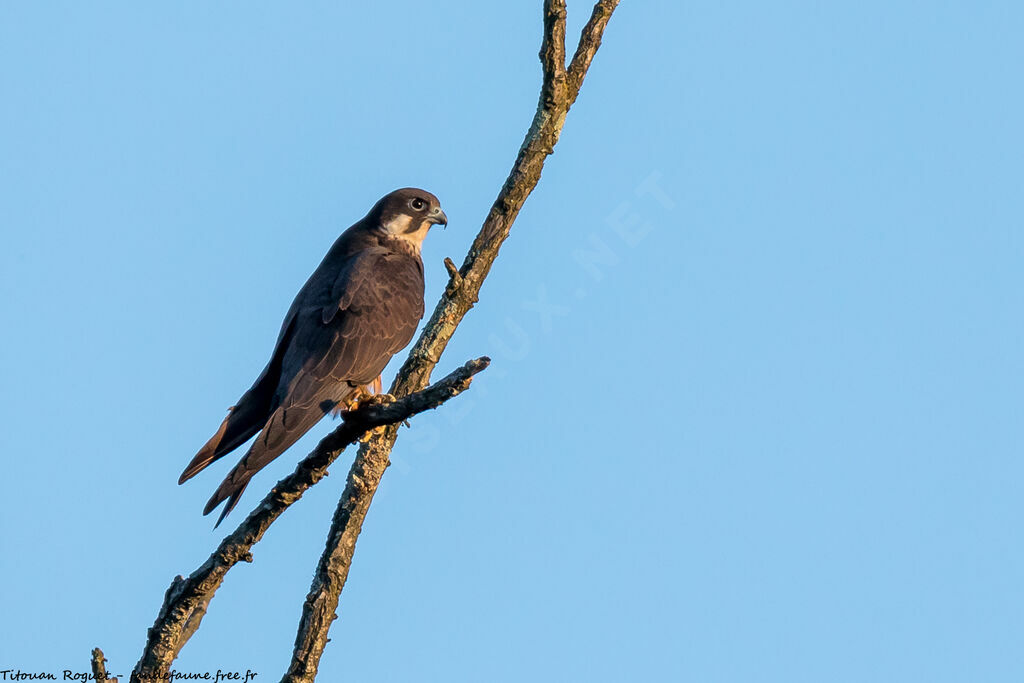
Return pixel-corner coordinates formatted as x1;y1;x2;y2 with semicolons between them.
567;0;620;105
130;358;489;683
443;256;463;296
540;0;568;109
91;648;117;683
283;2;620;681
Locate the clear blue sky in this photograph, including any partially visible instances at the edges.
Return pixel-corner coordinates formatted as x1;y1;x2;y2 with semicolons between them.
1;2;1022;681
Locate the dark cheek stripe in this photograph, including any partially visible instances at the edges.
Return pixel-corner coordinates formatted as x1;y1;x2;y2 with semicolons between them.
405;219;428;234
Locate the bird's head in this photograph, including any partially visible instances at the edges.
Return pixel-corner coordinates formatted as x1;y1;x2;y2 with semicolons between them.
372;188;447;251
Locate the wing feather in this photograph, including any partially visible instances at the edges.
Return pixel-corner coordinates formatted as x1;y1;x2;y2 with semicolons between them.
203;246;425;524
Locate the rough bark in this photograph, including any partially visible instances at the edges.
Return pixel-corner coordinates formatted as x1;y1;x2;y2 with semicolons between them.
129;358;489;683
282;2;620;681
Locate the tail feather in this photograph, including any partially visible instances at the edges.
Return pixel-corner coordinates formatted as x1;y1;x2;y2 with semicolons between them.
179;392;272;484
205;467;254;528
179;411;231;484
201;392;341;525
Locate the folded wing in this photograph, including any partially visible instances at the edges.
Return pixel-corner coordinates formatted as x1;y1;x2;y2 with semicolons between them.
203;248;425;525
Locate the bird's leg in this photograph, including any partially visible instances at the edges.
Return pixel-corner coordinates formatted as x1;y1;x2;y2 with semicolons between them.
329;375;383;418
355;379;393;441
330;386;370;417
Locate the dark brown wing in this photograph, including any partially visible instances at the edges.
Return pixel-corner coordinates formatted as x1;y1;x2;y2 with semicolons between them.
179;237;379;485
204;248;424;525
178;303;301;485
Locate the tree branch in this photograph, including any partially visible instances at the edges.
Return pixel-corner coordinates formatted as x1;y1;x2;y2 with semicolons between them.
91;648;117;683
283;2;620;681
130;358;489;683
540;0;568;109
567;0;619;105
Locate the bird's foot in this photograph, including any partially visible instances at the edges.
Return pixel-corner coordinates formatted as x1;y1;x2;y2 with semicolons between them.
330;384;393;419
329;387;370;418
331;375;384;418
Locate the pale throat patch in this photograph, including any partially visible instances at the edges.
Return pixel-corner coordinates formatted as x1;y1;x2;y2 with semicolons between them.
382;214;431;253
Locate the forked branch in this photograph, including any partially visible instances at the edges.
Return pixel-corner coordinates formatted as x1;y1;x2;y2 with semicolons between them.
283;2;620;681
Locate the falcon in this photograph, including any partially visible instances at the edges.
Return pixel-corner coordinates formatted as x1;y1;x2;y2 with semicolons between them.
179;188;447;526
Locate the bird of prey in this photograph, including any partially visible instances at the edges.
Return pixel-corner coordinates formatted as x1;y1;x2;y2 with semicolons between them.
179;188;447;526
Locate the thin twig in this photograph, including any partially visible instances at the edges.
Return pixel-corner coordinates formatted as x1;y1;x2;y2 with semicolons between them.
443;256;463;296
283;3;620;681
567;0;620;105
91;648;117;683
129;358;489;683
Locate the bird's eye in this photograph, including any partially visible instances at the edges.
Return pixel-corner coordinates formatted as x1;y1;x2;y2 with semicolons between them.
409;198;427;211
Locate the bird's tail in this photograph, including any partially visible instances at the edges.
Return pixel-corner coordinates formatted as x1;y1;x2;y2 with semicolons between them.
201;393;336;527
204;460;256;528
179;397;268;485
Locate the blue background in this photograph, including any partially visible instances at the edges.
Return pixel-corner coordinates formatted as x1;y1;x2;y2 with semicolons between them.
1;2;1021;681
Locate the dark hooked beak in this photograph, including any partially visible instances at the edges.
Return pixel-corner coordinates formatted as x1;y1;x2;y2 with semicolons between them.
428;206;448;227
